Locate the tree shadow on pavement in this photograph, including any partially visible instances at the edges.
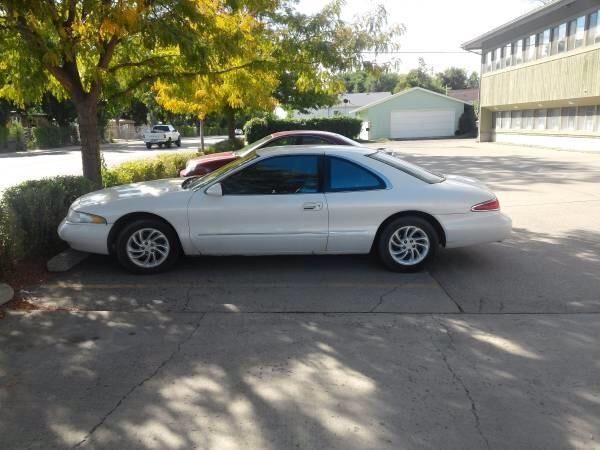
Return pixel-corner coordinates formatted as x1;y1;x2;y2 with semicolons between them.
1;229;600;449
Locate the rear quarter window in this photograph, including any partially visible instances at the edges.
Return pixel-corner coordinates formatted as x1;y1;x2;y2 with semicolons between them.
369;152;445;184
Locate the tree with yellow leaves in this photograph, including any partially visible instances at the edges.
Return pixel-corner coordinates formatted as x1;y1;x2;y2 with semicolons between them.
0;0;278;183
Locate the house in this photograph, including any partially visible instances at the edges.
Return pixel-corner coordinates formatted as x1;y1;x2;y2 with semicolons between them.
293;92;392;119
351;87;470;140
462;0;600;150
447;88;479;104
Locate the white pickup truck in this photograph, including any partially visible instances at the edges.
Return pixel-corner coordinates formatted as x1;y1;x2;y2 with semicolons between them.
143;124;181;149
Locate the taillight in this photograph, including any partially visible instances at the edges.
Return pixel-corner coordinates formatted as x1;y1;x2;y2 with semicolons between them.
471;198;500;211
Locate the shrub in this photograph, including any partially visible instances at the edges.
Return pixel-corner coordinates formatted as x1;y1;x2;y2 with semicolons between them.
102;151;198;187
457;106;477;136
0;177;97;271
179;125;197;137
243;116;362;143
209;138;245;152
31;125;78;149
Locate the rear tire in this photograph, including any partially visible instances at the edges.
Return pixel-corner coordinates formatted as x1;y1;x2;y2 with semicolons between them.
377;216;439;272
115;219;181;274
158;143;164;148
145;143;152;149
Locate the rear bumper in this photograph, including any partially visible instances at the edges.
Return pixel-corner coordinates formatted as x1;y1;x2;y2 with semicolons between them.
437;211;512;249
58;219;112;255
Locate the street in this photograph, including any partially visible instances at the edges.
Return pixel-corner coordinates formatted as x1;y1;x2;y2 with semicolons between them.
0;136;227;190
1;139;600;449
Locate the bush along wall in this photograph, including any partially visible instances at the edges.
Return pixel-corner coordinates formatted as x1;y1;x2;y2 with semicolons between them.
243;116;362;143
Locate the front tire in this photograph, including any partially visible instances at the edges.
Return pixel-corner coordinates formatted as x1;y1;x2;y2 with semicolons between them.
175;138;181;147
377;217;439;272
145;143;152;149
166;138;172;148
115;219;181;274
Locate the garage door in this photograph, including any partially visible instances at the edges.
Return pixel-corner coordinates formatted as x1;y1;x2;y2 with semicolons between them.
390;110;455;139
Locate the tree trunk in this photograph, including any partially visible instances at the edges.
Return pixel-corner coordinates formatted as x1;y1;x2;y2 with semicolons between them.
75;95;102;186
199;119;205;152
225;106;236;141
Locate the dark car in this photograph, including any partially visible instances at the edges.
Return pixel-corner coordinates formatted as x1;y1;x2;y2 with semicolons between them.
180;130;360;177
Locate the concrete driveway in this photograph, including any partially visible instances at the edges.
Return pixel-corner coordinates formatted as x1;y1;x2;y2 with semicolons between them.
2;139;600;449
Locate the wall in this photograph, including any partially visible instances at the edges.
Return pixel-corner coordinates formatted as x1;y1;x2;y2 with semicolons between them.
480;44;600;107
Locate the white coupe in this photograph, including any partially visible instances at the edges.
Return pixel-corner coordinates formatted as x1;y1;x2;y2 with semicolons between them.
59;146;512;273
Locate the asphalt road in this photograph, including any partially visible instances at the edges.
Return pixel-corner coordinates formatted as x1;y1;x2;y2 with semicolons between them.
0;136;227;190
2;139;600;449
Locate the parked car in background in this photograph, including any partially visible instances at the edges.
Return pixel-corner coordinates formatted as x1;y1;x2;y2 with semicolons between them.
59;146;511;274
180;130;360;177
144;124;181;149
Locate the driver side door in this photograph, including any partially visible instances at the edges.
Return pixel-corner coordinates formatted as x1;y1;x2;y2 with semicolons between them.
189;154;328;255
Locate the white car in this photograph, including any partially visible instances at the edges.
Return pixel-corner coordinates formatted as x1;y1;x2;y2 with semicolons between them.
143;124;181;149
58;146;512;273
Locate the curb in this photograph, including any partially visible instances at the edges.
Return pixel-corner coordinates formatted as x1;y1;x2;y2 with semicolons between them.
0;283;14;306
47;249;89;273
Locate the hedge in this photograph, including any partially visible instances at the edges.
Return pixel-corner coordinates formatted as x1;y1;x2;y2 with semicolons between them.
31;125;79;149
0;176;97;278
179;125;197;137
243;116;362;143
101;151;197;187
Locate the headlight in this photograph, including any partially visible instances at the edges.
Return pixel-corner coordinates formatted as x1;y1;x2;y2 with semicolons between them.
66;209;107;224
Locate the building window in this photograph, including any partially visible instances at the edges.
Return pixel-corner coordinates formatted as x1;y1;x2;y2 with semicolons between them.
504;43;512;67
537;29;551;58
513;39;523;65
495;112;502;129
568;16;586;49
561;107;576;130
522;110;534;129
524;34;536;62
501;111;511;129
511;111;522;129
588;10;599;45
534;109;547;129
494;48;502;70
577;106;596;131
551;23;567;55
547;108;561;130
484;52;492;73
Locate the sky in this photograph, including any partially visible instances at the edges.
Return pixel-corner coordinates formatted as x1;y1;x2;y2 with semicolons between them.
295;0;541;74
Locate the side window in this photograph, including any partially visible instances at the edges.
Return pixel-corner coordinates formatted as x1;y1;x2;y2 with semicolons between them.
263;136;300;147
301;136;331;145
326;157;385;192
221;155;319;195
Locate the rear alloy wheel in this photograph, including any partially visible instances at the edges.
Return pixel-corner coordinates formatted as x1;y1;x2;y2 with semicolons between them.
377;217;439;272
115;219;180;274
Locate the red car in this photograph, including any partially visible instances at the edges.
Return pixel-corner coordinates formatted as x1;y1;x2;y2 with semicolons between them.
180;130;360;177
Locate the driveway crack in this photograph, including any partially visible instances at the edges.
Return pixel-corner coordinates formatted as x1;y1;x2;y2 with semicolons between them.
370;287;398;312
433;318;491;450
428;270;464;313
72;313;206;448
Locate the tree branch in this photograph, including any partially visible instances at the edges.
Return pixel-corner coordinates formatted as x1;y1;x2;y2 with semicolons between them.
106;61;263;101
107;55;173;73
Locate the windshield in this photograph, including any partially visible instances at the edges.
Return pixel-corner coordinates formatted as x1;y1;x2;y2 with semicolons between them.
369;151;445;184
185;150;258;190
233;135;274;157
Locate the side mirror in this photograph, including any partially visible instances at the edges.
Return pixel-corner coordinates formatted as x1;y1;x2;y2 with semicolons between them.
205;183;223;196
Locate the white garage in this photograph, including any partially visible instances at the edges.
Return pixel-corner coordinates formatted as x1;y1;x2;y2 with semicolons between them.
351;87;470;140
390;110;455;139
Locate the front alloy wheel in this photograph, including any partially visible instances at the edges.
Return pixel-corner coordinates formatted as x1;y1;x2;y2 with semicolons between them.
378;217;439;272
116;219;180;273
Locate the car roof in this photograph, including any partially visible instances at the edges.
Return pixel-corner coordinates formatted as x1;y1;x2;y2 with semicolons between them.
270;130;347;138
255;145;374;158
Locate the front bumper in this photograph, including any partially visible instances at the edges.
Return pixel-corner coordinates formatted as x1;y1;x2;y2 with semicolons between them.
437;211;512;249
58;219;112;255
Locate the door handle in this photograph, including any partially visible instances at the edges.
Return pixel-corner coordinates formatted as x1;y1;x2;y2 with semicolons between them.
303;202;322;211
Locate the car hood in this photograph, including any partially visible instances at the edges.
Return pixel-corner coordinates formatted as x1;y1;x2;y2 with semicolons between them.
187;151;236;165
74;178;187;210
